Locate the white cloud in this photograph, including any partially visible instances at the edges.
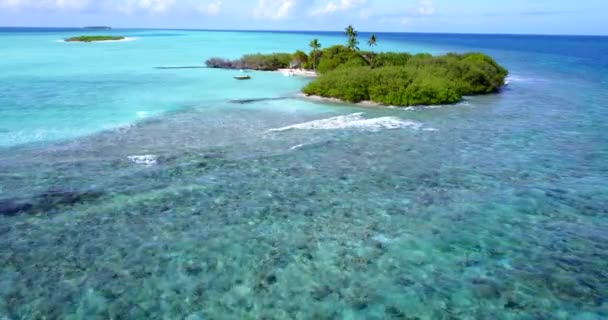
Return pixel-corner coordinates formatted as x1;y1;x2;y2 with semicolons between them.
358;8;370;19
121;0;175;14
311;0;366;16
0;0;180;13
399;17;410;25
418;0;434;16
198;1;222;16
377;0;436;25
0;0;89;10
254;0;296;20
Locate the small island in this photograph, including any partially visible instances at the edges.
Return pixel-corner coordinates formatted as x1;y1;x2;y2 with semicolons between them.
65;35;125;43
206;25;508;107
83;26;112;30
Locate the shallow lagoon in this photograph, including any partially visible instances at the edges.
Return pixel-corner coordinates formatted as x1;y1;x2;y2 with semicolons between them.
1;29;607;319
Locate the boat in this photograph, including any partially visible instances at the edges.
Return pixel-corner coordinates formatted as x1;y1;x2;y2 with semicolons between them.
234;75;251;80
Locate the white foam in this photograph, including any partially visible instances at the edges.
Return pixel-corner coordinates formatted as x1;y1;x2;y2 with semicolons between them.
505;75;521;83
505;74;547;84
290;143;307;150
137;111;148;118
372;234;392;244
269;113;429;133
128;155;158;166
105;37;137;43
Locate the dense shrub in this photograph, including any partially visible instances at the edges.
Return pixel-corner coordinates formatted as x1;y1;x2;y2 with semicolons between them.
303;67;371;102
205;46;369;72
240;53;293;70
371;52;412;68
205;57;233;69
292;50;309;68
65;35;125;42
303;51;507;106
315;45;368;74
205;45;508;107
206;53;292;70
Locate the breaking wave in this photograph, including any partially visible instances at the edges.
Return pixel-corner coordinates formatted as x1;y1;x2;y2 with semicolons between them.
269;113;435;132
128;155;158;166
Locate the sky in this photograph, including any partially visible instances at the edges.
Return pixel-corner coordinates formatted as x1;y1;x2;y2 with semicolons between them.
0;0;607;35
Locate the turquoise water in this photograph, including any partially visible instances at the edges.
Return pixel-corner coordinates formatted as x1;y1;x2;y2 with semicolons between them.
1;29;608;319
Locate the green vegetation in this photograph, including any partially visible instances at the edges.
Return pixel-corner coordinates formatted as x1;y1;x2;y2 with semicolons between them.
316;45;369;74
65;35;125;42
302;26;508;106
303;49;508;106
368;33;377;53
206;52;295;70
240;53;293;70
206;25;508;106
292;50;309;68
309;38;322;71
344;25;359;51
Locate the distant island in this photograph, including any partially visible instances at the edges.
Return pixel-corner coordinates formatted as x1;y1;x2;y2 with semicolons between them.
65;35;125;43
83;26;112;30
206;25;508;107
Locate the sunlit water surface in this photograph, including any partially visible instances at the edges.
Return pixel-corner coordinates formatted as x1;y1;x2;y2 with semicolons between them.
1;29;607;319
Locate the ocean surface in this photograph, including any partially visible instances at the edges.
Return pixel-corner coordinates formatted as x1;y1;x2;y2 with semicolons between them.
1;28;607;319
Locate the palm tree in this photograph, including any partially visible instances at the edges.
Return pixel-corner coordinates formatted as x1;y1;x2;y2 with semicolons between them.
348;37;359;51
344;25;359;51
368;33;377;53
309;38;322;71
344;25;357;39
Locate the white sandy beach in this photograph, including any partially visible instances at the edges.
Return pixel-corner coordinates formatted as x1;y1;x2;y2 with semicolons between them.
296;93;384;107
278;68;317;77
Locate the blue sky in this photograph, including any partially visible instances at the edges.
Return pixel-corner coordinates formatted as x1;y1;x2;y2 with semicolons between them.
1;0;606;35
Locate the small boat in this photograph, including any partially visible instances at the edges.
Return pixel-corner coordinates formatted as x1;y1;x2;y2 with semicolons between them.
234;75;251;80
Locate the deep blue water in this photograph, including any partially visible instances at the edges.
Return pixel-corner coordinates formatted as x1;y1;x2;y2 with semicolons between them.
0;29;607;319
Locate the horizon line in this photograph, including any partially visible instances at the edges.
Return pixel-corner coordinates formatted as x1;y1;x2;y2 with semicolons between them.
0;26;606;37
